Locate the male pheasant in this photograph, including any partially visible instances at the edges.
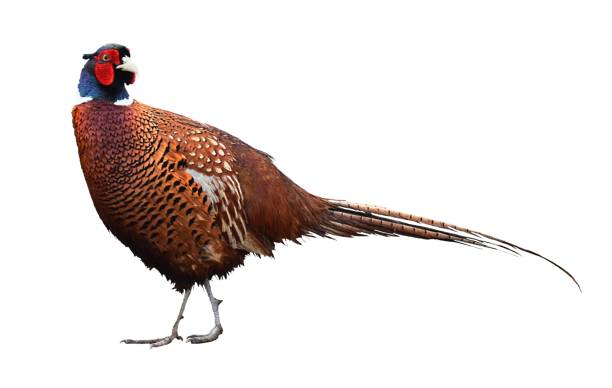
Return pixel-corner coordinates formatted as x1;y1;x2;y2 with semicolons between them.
73;43;579;348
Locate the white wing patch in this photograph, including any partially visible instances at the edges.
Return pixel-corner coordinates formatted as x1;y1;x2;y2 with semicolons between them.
187;169;220;203
187;168;247;248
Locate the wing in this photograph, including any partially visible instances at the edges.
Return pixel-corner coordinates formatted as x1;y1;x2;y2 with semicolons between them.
154;108;275;256
150;103;332;256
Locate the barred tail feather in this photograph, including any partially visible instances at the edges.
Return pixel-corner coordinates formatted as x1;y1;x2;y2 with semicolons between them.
322;199;580;291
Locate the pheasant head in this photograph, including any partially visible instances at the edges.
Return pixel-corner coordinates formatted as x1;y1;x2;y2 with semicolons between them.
78;43;137;102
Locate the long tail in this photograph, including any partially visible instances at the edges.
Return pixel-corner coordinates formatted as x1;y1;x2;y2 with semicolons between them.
319;199;580;291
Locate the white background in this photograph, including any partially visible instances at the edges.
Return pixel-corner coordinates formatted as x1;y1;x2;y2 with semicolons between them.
0;1;610;386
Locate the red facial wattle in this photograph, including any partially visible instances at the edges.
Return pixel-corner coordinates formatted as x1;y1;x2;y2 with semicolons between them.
93;49;121;86
94;62;114;85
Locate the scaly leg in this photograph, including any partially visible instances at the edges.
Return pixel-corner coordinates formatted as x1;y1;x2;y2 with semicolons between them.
121;287;192;348
186;280;223;344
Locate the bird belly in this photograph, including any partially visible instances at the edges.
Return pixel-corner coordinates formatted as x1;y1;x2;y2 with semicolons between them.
81;150;245;290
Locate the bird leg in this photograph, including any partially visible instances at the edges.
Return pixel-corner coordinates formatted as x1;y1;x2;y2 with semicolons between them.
186;280;223;344
121;287;192;348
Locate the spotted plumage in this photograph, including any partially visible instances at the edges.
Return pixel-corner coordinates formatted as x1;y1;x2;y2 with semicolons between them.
73;44;579;347
73;99;327;291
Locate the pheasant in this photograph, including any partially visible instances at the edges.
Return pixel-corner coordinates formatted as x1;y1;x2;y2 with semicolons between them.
73;43;579;348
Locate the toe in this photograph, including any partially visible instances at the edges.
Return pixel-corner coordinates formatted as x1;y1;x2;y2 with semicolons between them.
121;334;180;347
150;338;171;348
186;325;223;344
121;338;161;344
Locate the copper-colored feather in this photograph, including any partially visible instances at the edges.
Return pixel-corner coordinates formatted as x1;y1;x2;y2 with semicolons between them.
73;100;327;291
72;94;581;348
73;99;579;293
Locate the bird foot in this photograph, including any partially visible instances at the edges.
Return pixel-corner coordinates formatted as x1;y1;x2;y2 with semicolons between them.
121;331;183;348
186;325;223;344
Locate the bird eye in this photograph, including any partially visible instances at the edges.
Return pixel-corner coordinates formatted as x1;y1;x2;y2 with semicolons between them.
101;54;110;61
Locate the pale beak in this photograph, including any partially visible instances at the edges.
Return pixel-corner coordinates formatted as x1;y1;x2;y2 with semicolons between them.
116;56;138;74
